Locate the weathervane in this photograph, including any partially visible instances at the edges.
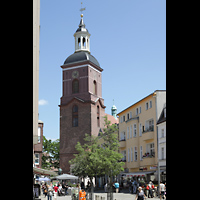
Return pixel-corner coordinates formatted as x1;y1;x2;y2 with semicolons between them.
80;2;86;18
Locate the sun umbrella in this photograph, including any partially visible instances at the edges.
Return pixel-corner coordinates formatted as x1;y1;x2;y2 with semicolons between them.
55;173;78;180
38;177;50;182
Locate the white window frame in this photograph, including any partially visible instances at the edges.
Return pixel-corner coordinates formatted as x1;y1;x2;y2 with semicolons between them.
120;131;126;141
139;106;141;114
145;118;154;132
130;111;132;119
134;147;137;161
149;100;152;108
128;148;130;162
130;125;132;138
121;150;126;161
140;146;143;160
139;123;142;136
133;123;137;137
127;113;130;120
146;143;155;155
131;148;133;162
161;147;164;160
146;102;149;110
35;153;39;165
127;126;129;139
161;129;164;138
136;108;138;115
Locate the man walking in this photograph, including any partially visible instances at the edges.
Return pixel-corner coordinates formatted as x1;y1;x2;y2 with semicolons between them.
159;181;166;199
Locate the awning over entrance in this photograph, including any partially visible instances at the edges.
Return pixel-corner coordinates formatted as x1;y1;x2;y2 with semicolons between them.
122;171;156;178
33;167;57;176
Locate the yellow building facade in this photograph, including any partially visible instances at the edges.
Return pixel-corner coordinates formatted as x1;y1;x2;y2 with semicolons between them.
117;90;166;181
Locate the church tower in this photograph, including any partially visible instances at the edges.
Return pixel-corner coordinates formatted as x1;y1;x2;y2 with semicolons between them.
59;14;106;173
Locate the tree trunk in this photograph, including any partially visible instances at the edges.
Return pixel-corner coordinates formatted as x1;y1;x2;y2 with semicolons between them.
88;177;94;200
107;175;113;200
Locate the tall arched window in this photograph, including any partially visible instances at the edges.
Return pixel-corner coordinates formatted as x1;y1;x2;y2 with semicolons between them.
83;37;86;48
72;105;78;127
72;79;79;94
93;80;97;95
78;38;81;48
97;105;100;127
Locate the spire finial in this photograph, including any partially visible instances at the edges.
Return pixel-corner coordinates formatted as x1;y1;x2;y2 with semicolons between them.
80;2;86;18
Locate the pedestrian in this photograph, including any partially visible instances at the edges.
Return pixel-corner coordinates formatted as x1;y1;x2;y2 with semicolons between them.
81;181;85;190
43;183;48;197
128;178;132;193
64;182;69;195
148;181;153;198
132;179;137;194
104;183;107;193
135;186;147;200
53;184;58;200
114;180;119;193
159;181;166;200
79;188;86;200
47;184;53;200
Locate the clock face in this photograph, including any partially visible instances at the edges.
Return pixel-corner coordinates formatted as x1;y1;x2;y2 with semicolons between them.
72;70;79;78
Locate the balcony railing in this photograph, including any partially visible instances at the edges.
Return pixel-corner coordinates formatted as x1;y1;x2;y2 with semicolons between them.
142;125;154;133
119;140;126;148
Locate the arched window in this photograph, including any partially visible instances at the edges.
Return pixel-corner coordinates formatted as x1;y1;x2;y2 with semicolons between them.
72;79;79;94
72;105;78;127
78;38;81;48
93;80;97;95
83;37;86;48
97;105;100;127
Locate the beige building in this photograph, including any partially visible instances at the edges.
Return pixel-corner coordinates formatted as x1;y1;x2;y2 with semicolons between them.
33;0;40;145
117;90;166;182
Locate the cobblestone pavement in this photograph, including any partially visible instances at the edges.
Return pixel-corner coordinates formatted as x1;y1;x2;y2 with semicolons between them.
39;192;160;200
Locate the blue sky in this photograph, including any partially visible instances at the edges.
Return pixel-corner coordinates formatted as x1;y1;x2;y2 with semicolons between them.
38;0;166;140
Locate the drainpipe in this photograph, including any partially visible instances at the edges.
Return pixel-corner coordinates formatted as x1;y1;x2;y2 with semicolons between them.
153;91;160;195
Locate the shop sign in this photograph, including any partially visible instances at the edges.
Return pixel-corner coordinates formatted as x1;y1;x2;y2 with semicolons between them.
150;166;157;169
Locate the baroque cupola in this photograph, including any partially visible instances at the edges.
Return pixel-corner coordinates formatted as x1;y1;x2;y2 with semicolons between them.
73;14;91;53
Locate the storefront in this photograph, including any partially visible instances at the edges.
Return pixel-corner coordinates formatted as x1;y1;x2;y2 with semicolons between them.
120;171;156;186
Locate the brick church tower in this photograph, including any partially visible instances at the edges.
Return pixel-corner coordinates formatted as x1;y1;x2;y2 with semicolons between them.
59;14;106;173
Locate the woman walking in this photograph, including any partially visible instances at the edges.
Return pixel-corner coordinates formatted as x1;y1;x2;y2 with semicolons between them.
135;187;147;200
47;184;53;200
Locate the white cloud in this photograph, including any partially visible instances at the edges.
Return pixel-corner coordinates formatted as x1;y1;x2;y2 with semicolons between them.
38;99;48;106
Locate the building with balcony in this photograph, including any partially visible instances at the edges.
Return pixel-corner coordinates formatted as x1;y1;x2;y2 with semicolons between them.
117;90;166;182
157;103;166;182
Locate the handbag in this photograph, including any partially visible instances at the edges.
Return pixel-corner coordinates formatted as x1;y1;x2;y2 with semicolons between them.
146;186;149;190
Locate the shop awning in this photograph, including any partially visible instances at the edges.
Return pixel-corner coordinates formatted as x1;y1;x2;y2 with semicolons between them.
33;167;57;176
122;171;156;178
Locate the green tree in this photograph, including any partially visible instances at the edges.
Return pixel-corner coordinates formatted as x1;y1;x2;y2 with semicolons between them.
42;136;60;170
69;116;124;200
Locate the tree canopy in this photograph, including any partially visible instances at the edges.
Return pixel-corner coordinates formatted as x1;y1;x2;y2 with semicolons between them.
42;136;60;170
69;115;124;182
